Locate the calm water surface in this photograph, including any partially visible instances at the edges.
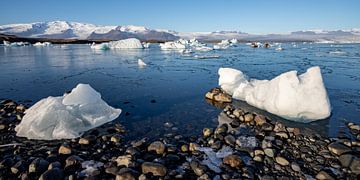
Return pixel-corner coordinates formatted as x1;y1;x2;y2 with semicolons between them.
0;43;359;138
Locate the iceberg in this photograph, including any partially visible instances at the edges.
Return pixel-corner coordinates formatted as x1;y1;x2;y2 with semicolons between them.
159;38;212;51
159;41;186;49
218;66;331;122
15;84;121;140
109;38;143;49
33;42;51;46
3;40;31;47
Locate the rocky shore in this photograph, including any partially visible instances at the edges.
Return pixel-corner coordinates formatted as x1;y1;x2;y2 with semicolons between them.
1;88;360;179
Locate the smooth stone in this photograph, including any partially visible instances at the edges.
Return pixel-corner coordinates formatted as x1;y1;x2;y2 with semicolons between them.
276;132;289;139
48;162;61;170
29;158;49;173
328;142;351;155
315;171;334;180
189;143;199;151
111;135;122;143
65;155;83;167
261;123;274;131
253;155;263;162
244;114;254;122
275;156;289;166
291;162;301;172
223;155;243;168
233;109;244;118
11;161;25;174
339;154;354;167
58;145;71;155
203;128;213;137
205;88;232;103
141;162;167;176
190;160;206;176
147;141;165;154
116;155;132;167
254;115;266;126
349;157;360;174
273;122;286;132
181;145;189;152
224;135;236;146
264;148;275;158
78;138;90;145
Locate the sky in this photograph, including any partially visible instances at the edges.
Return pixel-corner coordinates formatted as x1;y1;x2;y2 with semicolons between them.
0;0;359;34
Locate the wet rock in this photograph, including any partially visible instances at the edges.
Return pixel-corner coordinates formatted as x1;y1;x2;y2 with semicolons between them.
111;134;122;143
190;160;206;176
147;141;165;154
244;113;254;122
254;115;266;126
261;123;274;131
79;137;91;145
58;145;72;155
264;148;275;158
315;171;334;180
291;162;301;172
349;156;360;174
273;122;286;132
189;143;199;152
223;155;243;168
116;155;132;167
224;135;235;146
203;128;213;137
48;162;61;170
215;124;228;135
39;168;64;180
205;88;232;103
275;156;289;166
233;108;244;118
141;162;167;176
164;122;173;128
328;142;351;155
116;168;138;180
253;155;263;162
181;144;189;152
276;132;289;139
29;158;49;174
11;161;25;174
65;155;83;167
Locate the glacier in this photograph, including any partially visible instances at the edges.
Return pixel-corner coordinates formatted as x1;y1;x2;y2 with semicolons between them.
15;84;121;140
218;66;331;122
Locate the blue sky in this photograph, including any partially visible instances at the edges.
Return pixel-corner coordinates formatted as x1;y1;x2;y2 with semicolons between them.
0;0;359;34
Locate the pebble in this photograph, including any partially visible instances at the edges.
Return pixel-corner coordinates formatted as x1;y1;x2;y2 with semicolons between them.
275;156;289;166
203;128;213;137
223;155;243;168
141;162;167;176
315;171;334;180
224;135;235;146
58;145;72;155
328;142;351;155
244;114;254;122
39;168;64;180
264;148;275;158
147;141;165;154
29;158;49;173
254;115;266;126
291;162;301;172
116;155;132;167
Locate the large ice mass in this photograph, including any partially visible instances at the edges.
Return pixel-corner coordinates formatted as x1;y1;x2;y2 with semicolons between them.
218;66;331;122
15;84;122;140
90;38;143;50
159;38;212;51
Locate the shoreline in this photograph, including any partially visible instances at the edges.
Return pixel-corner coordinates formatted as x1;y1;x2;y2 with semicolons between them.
1;88;359;179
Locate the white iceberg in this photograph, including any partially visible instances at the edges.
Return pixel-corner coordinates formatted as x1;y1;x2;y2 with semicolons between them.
90;42;110;50
138;58;147;67
109;38;143;49
3;40;31;47
142;42;150;48
230;39;238;44
159;41;186;49
33;42;51;46
218;66;331;122
15;84;121;140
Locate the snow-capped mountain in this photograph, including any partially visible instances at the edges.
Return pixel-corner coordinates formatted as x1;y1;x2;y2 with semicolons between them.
0;21;178;40
0;21;359;43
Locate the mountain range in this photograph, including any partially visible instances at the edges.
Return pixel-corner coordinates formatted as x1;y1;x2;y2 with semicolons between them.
1;21;360;43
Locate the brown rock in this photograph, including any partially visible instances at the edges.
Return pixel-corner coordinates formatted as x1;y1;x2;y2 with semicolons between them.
328;142;351;155
148;141;165;154
223;155;243;168
58;145;71;155
141;162;167;176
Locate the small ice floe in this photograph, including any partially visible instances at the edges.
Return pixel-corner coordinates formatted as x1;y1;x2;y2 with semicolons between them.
33;42;51;46
142;42;150;48
275;46;284;51
193;46;213;52
329;49;347;55
80;160;104;177
3;40;31;47
250;42;262;48
138;58;147;67
159;40;186;49
218;66;331;122
194;55;220;59
160;38;212;51
230;38;238;44
197;146;233;173
15;84;121;140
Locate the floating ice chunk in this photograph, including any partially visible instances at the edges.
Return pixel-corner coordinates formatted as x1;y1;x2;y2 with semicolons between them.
3;40;31;47
80;160;104;177
218;66;331;122
230;39;238;44
275;46;284;51
197;146;233;173
109;38;143;49
193;46;213;52
33;42;51;46
179;49;193;54
142;42;150;48
90;42;110;50
15;84;121;140
138;58;147;67
159;41;186;49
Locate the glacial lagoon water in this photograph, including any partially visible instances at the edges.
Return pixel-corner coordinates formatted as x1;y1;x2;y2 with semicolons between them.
0;43;359;139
